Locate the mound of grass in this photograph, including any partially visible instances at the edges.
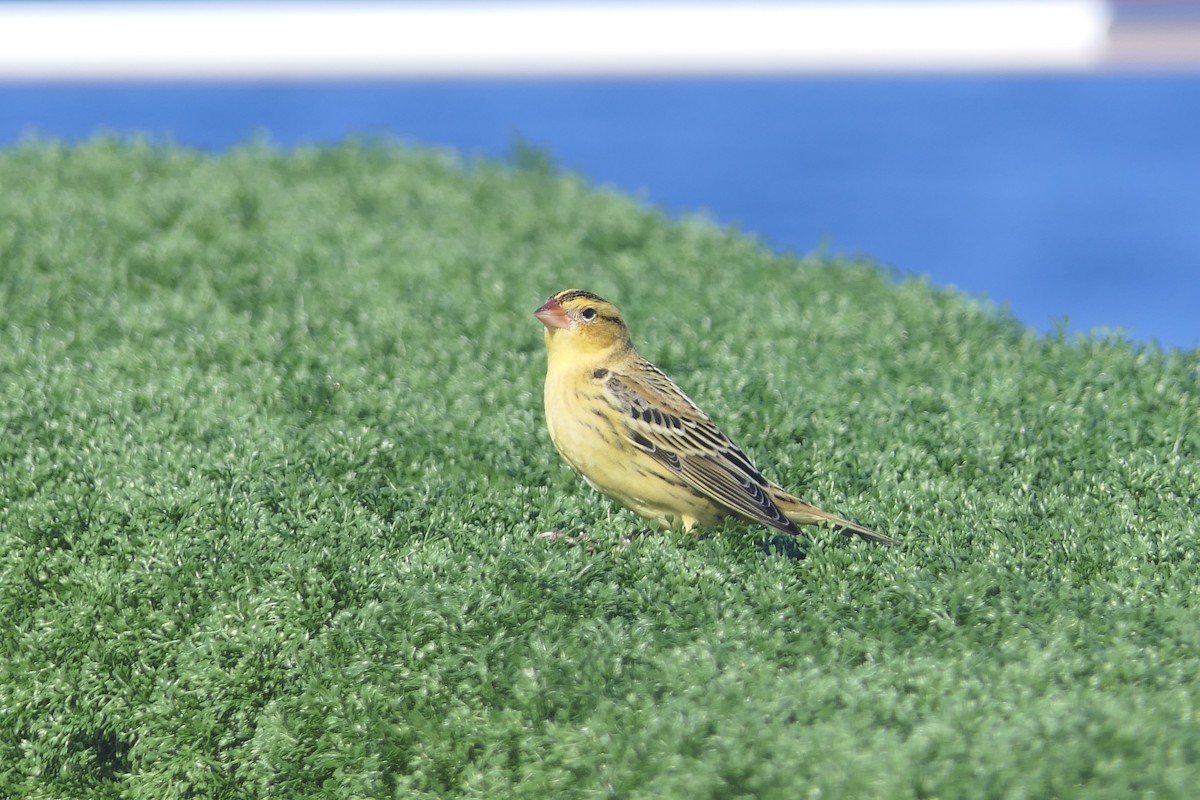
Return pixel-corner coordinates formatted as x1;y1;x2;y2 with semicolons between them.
1;139;1197;799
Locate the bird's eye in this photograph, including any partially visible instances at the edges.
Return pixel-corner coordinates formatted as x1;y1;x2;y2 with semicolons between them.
580;307;597;320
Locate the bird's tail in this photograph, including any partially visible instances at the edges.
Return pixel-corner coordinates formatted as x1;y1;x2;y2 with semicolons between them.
768;485;896;545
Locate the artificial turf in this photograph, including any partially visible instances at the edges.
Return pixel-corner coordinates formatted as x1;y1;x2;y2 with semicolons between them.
1;139;1197;799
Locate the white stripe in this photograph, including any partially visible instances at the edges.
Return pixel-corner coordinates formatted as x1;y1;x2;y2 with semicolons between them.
0;1;1112;79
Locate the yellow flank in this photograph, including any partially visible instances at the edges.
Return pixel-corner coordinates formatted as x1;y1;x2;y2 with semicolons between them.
534;289;895;545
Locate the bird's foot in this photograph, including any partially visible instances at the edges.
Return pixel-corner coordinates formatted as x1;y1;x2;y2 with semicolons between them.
538;531;593;546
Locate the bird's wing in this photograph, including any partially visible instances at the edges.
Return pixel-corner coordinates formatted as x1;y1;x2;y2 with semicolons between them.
602;362;798;534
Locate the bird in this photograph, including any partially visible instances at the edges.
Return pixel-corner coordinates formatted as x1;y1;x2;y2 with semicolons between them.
534;289;894;545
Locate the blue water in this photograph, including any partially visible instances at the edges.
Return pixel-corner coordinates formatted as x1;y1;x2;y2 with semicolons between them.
2;76;1197;348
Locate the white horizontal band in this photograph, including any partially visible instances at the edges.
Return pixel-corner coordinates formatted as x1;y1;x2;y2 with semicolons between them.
0;1;1112;79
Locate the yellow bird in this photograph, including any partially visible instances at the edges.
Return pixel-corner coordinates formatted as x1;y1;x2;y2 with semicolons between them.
534;289;894;545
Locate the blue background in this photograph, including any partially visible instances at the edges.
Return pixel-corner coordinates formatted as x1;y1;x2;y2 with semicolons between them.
2;76;1197;348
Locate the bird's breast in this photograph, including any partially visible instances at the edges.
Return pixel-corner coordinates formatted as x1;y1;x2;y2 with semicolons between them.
542;364;611;469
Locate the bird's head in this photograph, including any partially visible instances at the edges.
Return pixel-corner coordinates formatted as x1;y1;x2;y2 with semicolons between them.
535;289;633;359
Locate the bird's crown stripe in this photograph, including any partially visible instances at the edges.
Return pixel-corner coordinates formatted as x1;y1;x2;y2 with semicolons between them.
554;290;606;304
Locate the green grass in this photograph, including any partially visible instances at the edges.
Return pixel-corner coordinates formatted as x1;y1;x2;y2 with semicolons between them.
1;138;1197;799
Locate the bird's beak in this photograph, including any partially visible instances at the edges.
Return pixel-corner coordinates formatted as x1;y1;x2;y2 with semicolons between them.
534;297;571;330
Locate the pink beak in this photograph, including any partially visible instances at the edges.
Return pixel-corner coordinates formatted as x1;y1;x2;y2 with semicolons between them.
534;297;571;330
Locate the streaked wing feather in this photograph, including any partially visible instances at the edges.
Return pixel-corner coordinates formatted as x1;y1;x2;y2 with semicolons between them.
603;363;798;534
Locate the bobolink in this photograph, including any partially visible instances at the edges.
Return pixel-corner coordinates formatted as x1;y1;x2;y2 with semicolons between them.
534;289;893;545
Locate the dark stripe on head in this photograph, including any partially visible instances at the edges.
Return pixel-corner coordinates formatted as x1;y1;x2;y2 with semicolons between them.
554;289;607;305
552;290;628;329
